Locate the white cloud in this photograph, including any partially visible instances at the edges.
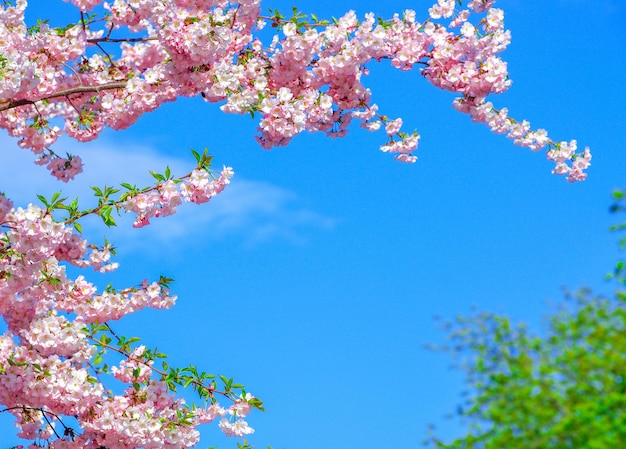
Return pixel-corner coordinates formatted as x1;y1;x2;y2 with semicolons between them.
0;133;336;248
185;180;337;246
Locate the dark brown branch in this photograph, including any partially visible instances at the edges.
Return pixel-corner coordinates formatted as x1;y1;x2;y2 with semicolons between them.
87;37;158;44
0;81;128;113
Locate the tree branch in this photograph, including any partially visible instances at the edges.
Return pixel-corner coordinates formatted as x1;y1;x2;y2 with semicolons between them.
0;81;128;113
87;37;159;44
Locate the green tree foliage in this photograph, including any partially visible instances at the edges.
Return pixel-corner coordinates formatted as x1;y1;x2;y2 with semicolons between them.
428;190;626;449
609;187;626;285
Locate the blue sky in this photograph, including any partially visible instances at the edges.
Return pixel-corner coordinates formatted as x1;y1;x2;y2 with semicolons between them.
2;0;626;448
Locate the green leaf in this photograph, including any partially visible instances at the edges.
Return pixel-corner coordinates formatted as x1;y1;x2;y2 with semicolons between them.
150;170;165;182
36;194;49;207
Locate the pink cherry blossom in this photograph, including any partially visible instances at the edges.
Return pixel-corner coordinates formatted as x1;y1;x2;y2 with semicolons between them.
0;0;589;180
0;0;591;446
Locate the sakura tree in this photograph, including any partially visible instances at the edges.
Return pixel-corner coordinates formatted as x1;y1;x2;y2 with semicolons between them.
0;0;590;447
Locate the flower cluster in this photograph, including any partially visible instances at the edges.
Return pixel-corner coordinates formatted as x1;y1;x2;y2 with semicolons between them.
122;165;233;228
0;0;589;181
0;158;258;446
453;97;591;181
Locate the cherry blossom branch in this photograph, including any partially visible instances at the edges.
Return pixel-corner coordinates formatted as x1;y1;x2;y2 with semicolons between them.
86;336;218;397
40;408;63;440
87;36;158;44
51;152;226;230
0;81;127;113
0;405;75;438
84;330;262;410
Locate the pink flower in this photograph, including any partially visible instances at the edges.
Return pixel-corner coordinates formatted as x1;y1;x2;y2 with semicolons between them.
385;118;403;136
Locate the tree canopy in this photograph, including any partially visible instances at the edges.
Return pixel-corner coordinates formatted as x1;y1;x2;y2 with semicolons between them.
429;190;626;449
